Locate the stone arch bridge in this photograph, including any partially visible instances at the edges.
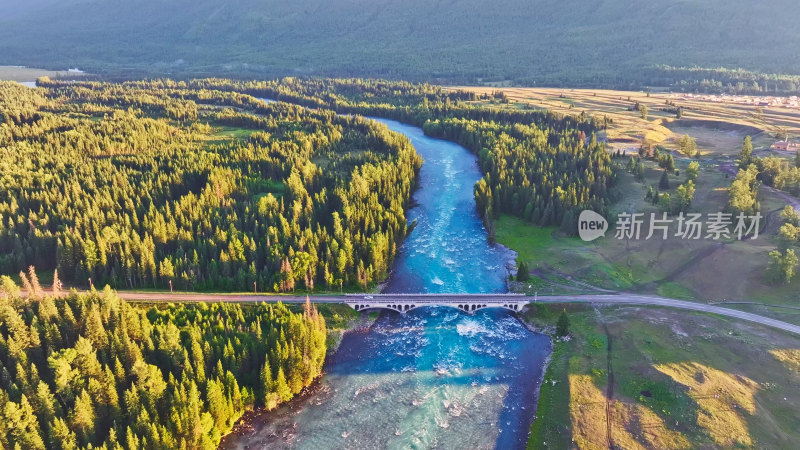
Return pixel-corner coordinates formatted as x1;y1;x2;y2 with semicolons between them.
344;293;527;314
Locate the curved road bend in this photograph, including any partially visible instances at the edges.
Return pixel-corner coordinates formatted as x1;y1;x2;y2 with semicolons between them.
108;292;800;336
536;294;800;335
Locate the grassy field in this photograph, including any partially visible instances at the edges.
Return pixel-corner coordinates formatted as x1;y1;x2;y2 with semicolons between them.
499;156;800;305
209;125;256;141
525;304;800;449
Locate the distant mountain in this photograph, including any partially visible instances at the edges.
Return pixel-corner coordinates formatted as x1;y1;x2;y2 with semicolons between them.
2;0;799;86
0;0;66;20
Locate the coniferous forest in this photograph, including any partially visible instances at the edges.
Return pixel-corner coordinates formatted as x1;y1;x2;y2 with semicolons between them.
0;276;326;449
1;78;616;291
0;79;422;291
187;78;616;235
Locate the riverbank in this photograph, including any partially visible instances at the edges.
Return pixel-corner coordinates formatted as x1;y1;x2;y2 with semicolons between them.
325;309;380;354
220;308;380;449
219;376;329;448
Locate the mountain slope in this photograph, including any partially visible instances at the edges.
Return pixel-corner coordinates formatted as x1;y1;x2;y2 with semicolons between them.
1;0;799;85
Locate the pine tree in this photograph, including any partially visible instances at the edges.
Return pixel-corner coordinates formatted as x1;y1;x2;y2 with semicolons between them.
52;269;61;297
0;274;326;449
675;181;696;213
626;156;636;172
28;266;42;298
663;154;676;172
634;160;646;182
658;193;672;213
739;136;754;169
35;382;57;427
516;261;530;282
5;395;46;450
556;310;570;336
205;379;227;430
50;417;78;450
20;270;34;299
1;275;21;300
659;171;670;190
260;357;277;409
70;390;95;444
274;367;292;403
84;304;107;349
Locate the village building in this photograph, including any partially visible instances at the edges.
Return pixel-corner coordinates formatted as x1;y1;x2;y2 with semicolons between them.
771;140;800;151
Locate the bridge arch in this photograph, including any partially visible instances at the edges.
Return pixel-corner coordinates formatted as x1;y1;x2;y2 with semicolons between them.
345;295;526;314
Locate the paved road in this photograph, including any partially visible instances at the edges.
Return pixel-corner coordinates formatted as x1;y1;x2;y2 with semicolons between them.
534;294;800;335
112;291;800;336
115;292;344;303
113;292;527;303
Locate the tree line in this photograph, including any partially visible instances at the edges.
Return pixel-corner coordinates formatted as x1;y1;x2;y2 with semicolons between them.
0;274;326;449
643;66;800;96
731;136;800;284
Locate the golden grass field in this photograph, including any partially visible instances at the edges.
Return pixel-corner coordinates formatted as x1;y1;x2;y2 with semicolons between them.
451;86;800;153
527;304;800;449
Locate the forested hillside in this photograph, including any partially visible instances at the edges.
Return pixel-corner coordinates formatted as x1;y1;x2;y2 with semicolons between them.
0;80;421;290
185;78;616;237
1;0;799;90
0;277;326;449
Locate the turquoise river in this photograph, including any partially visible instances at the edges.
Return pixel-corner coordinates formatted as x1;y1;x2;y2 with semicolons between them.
221;115;552;449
